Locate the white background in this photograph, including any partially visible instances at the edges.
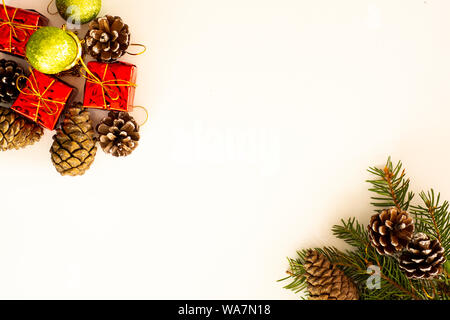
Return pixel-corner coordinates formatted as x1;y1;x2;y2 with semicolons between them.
1;0;450;299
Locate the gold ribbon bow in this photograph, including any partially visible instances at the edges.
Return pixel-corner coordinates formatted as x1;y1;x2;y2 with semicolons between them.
0;0;39;52
17;69;66;123
80;59;137;110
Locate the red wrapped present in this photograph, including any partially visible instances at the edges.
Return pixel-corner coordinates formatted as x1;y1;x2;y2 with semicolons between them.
0;2;48;57
11;69;75;130
83;61;137;112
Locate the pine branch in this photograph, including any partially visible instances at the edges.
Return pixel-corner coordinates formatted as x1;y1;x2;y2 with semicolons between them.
282;157;449;300
333;218;422;299
280;249;310;296
376;254;422;300
367;157;414;212
332;218;369;250
281;243;423;300
411;190;450;257
282;223;425;300
281;247;365;297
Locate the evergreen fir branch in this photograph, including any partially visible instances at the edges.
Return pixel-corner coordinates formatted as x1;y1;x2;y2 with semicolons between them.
332;218;369;250
281;243;422;300
331;218;422;300
283;215;447;300
411;190;450;257
376;255;422;300
280;249;310;297
281;247;363;297
282;157;449;300
367;157;414;212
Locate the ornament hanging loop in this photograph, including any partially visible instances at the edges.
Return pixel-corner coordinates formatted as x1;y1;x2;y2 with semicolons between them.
47;0;59;15
127;44;147;56
133;106;149;127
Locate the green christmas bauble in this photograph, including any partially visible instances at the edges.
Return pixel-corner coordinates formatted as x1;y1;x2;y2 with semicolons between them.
56;0;101;25
26;27;81;75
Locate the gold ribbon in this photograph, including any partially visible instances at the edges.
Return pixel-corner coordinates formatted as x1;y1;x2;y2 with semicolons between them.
133;105;149;126
47;0;59;16
16;69;65;123
80;59;137;110
127;43;147;56
0;0;40;52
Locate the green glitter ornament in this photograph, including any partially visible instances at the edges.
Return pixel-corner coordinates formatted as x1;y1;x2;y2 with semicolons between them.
26;27;82;75
56;0;102;25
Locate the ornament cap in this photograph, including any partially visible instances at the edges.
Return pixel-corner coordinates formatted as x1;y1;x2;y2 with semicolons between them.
62;25;83;72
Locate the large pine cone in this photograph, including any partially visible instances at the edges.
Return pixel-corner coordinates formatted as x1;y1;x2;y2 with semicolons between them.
97;111;140;157
50;103;97;176
85;15;130;62
304;250;359;300
0;107;43;151
399;233;446;280
368;208;414;256
0;59;27;105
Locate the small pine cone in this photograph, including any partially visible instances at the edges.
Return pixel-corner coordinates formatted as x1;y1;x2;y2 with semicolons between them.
399;233;446;280
0;107;43;151
84;15;130;62
0;59;27;105
50;103;97;176
97;111;140;157
304;250;359;300
368;207;414;256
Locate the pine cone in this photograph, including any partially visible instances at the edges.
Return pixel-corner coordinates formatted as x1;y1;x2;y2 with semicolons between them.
50;103;97;176
0;107;43;151
399;233;446;279
85;15;130;62
97;111;140;157
0;59;27;105
304;250;359;300
368;207;414;256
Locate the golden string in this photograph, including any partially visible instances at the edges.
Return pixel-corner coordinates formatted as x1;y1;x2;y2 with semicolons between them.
133;106;149;127
47;0;59;15
126;43;147;56
0;0;40;52
16;69;65;122
422;288;434;299
79;60;147;122
79;59;137;110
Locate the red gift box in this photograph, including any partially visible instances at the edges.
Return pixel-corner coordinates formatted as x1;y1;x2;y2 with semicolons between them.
0;3;48;57
11;69;75;130
83;61;137;112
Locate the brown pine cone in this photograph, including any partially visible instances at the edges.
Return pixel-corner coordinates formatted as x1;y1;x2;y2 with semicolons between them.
368;207;414;256
0;59;27;106
304;250;359;300
96;111;140;157
0;107;43;151
50;103;97;176
399;233;446;280
84;15;130;62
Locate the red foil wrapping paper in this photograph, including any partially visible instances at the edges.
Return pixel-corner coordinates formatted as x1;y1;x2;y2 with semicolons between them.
83;61;137;112
0;4;48;57
11;70;75;130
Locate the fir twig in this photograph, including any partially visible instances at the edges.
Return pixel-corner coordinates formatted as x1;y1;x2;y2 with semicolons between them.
367;157;414;212
282;157;449;300
332;218;369;250
411;190;450;257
